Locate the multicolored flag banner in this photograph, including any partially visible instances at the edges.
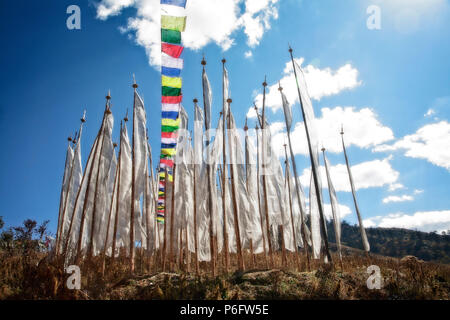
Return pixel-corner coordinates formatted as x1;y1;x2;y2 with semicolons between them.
158;0;187;223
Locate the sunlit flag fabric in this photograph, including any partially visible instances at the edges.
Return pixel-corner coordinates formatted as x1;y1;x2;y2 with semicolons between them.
158;0;188;223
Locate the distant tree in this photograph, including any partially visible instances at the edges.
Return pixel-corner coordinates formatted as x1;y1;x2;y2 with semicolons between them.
13;219;38;254
13;219;37;241
36;220;50;242
0;216;4;230
0;228;14;252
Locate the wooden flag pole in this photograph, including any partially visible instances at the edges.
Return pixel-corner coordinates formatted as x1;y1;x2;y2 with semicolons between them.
221;59;230;273
169;163;177;271
227;99;245;271
289;47;333;266
57;112;86;257
279;85;310;271
55;136;74;257
201;58;217;277
322;147;344;271
102;142;119;276
192;99;200;275
75;95;109;264
283;144;301;271
261;78;275;268
341;128;370;259
112;118;126;262
244;120;256;269
162;167;169;272
255;122;269;269
129;81;139;274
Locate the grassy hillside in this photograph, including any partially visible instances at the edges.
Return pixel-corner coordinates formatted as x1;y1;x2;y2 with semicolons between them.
326;221;450;264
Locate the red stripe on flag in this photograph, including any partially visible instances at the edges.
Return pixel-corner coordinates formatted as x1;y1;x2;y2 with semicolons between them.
161;131;178;139
160;158;174;167
162;43;184;58
162;95;182;104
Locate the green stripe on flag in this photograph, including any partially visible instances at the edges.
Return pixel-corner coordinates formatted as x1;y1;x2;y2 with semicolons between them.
162;86;181;96
161;29;181;44
161;125;179;133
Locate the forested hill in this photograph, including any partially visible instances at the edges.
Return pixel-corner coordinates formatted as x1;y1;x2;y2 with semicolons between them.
326;221;450;264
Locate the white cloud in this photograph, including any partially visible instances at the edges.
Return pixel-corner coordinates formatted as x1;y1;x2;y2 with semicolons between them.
424;109;435;117
96;0;280;67
323;203;352;220
268;106;394;157
248;58;362;117
382;195;414;204
374;121;450;170
364;210;450;233
299;157;400;192
413;189;424;195
244;50;253;58
388;183;404;191
240;0;279;47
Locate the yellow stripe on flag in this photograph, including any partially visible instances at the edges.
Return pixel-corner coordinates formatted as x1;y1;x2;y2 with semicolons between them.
162;75;182;88
161;15;186;32
161;117;180;127
161;148;177;157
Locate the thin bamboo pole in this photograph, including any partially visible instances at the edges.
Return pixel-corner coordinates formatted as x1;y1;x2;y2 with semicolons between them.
112;120;125;261
260;79;275;268
283;144;301;271
201;59;217;277
162;167;169;272
221;59;230;273
75;99;109;263
169;164;177;271
129;83;139;274
227;99;245;271
288;47;333;266
279;85;311;271
55;138;73;255
102;143;119;276
255;123;269;269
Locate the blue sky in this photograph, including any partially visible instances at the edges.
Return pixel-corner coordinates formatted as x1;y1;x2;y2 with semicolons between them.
0;0;449;235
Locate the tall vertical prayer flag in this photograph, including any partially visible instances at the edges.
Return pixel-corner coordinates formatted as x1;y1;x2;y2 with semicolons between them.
158;0;188;223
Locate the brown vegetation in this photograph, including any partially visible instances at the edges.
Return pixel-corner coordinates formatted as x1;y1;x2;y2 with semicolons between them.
1;248;449;300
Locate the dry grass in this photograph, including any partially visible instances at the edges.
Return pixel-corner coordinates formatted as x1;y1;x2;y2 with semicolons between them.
1;248;449;300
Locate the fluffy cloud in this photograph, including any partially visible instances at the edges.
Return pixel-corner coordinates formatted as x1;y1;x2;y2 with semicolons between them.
364;210;450;233
244;50;253;58
248;58;362;116
299;157;400;192
269;106;394;157
323;203;352;220
96;0;280;67
374;121;450;170
382;195;414;204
